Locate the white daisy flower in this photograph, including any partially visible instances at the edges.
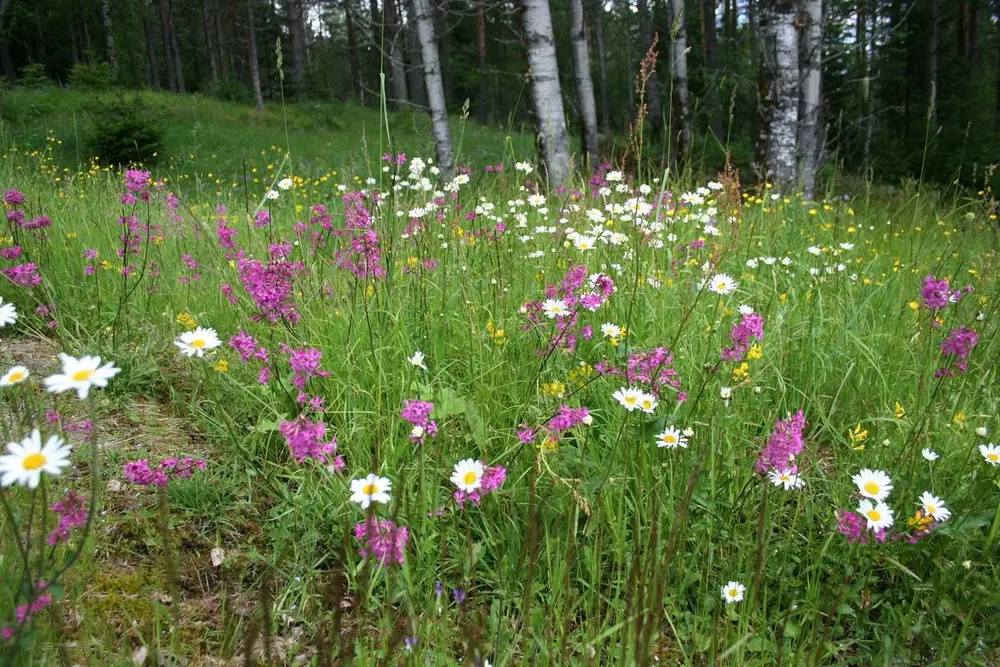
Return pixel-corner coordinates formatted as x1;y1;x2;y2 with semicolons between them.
349;474;392;509
918;491;950;522
708;273;738;295
612;387;643;412
44;353;120;400
601;323;622;339
0;429;72;489
721;581;745;604
768;468;805;490
979;443;1000;466
175;327;222;358
277;177;294;190
515;161;533;173
0;366;29;387
738;304;754;315
574;235;597;251
264;189;280;200
527;194;546;207
655;426;688;449
637;392;658;414
0;298;17;327
450;459;484;492
541;299;569;319
719;386;732;406
857;500;893;531
852;468;893;501
408;350;428;371
921;448;939;461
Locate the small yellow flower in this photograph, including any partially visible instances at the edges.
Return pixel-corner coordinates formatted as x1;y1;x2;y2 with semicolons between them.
779;293;788;305
894;401;906;420
908;301;919;311
213;359;229;373
907;509;933;532
747;343;763;361
175;312;197;330
731;362;750;383
952;412;966;429
848;424;869;450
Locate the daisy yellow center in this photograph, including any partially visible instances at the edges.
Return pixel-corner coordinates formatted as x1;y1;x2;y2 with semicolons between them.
190;339;206;348
362;483;379;495
8;371;25;383
625;396;637;405
780;474;791;481
22;452;46;470
728;589;738;598
989;453;999;462
863;481;880;495
866;509;882;522
926;505;937;515
462;471;478;485
716;282;727;290
641;400;652;408
72;369;94;382
663;435;677;443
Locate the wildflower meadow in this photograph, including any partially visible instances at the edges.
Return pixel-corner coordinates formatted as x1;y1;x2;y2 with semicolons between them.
1;124;999;665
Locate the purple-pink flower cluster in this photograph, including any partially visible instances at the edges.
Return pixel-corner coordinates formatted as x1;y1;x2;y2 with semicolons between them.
836;510;887;545
281;345;329;391
401;400;438;444
278;416;343;468
722;313;764;362
46;491;88;545
755;410;807;475
2;262;42;287
596;346;686;401
354;517;409;566
520;265;614;355
124;457;207;487
921;274;972;312
936;326;979;377
236;250;306;324
334;192;387;280
454;466;507;509
1;582;53;641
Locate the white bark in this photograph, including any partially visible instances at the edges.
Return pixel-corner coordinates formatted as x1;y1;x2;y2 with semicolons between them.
759;0;799;188
102;0;118;76
569;0;599;163
796;0;822;198
412;0;456;179
669;0;691;156
522;0;570;186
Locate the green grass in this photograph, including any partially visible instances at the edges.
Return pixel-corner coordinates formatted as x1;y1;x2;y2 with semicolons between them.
0;99;999;665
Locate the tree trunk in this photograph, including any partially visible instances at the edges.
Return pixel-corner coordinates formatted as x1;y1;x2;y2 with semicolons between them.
522;0;570;185
637;0;663;134
569;0;599;164
669;0;691;158
435;0;452;101
858;0;872;171
287;0;307;96
926;0;938;128
158;0;178;91
797;0;822;198
203;0;219;86
170;12;185;92
387;0;409;107
411;0;455;179
405;0;428;108
102;0;118;76
477;0;488;124
702;0;722;140
345;0;362;98
248;0;264;112
592;0;610;133
143;14;161;88
758;0;798;188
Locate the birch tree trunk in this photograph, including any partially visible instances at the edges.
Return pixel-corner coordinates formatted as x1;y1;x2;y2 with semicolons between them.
387;0;409;108
477;0;488;124
797;0;822;198
592;0;611;133
702;0;723;140
287;0;306;96
637;0;663;134
411;0;455;179
926;0;938;129
569;0;600;164
247;0;264;112
522;0;570;185
101;0;118;76
669;0;691;157
202;0;219;86
758;0;798;188
405;0;428;108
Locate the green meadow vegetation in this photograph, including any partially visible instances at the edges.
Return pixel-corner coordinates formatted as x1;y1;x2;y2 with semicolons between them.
0;89;999;665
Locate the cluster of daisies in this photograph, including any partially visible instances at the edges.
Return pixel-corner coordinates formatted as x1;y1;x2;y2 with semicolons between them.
848;468;950;535
0;350;120;489
612;387;659;414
